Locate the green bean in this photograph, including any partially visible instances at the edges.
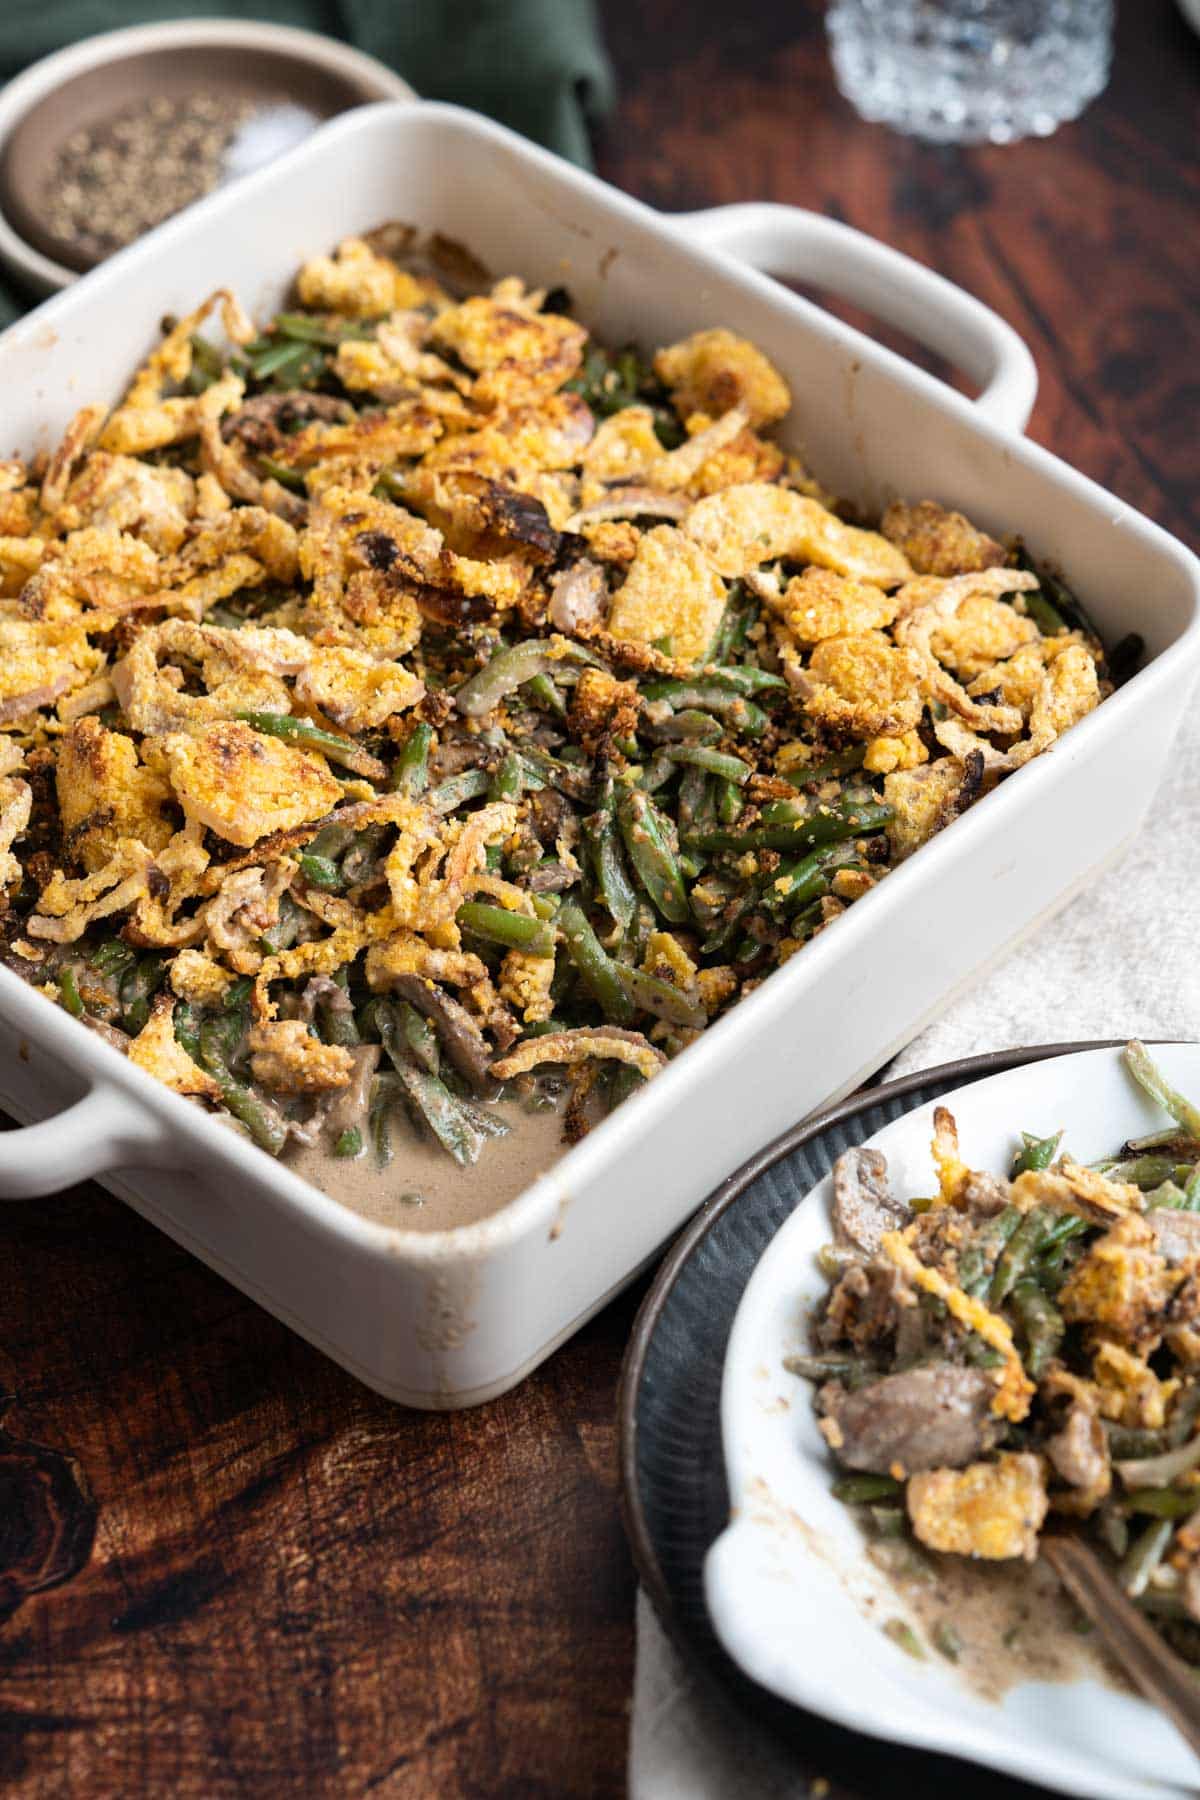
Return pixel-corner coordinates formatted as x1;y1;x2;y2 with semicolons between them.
298;853;344;891
235;710;377;777
515;746;593;803
173;1001;203;1063
120;956;164;1035
781;1352;860;1381
715;776;743;827
687;798;892;856
224;976;254;1012
392;1001;439;1076
247;338;313;380
604;1062;646;1111
1104;1156;1188;1191
761;843;855;915
428;769;491;814
557;901;635;1024
454;639;598;718
585;804;638;934
1186;1164;1200;1210
699;888;757;957
615;964;706;1029
272;311;360;346
706;588;756;663
1011;1128;1063;1175
1123;1488;1200;1520
369;1081;394;1167
185;1012;288;1156
1126;1126;1200;1154
758;798;808;827
333;1127;363;1159
957;1206;1021;1296
186;333;225;393
784;747;867;787
644;709;723;744
1145;1180;1189;1210
487;750;524;803
677;665;785;696
455;902;555;957
1024;590;1069;637
258;892;304;954
833;1473;902;1504
256;454;306;493
1013;545;1103;642
618;789;689;924
390;722;433;797
674;763;707;834
89;937;135;977
868;1505;906;1539
455;1097;510;1142
1011;1279;1064;1378
933;1621;962;1662
524;671;568;718
302;824;350;862
882;1619;925;1660
199;1008;243;1068
1120;1517;1175;1596
1114;1434;1200;1491
663;744;752;785
989;1207;1052;1304
58;965;84;1018
393;1062;490;1165
641;679;769;737
638;752;675;794
1125;1041;1200;1138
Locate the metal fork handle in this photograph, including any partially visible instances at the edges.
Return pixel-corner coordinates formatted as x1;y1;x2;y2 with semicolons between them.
1042;1533;1200;1762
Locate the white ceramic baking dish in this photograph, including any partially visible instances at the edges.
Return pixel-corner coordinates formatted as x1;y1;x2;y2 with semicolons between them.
0;103;1196;1409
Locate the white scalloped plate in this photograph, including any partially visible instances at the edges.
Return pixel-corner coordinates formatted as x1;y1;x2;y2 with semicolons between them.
705;1043;1200;1798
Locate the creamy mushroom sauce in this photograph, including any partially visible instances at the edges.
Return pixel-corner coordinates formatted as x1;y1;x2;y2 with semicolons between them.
285;1098;570;1233
869;1536;1128;1702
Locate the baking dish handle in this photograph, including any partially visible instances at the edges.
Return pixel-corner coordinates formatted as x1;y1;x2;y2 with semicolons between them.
668;201;1037;435
0;1081;169;1199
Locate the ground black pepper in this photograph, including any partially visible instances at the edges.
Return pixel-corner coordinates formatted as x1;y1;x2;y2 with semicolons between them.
40;90;317;263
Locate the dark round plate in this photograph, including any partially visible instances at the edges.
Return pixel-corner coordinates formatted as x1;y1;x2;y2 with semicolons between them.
618;1039;1129;1800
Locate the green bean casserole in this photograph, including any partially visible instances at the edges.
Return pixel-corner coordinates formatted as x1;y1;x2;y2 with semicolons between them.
803;1043;1200;1666
0;230;1130;1184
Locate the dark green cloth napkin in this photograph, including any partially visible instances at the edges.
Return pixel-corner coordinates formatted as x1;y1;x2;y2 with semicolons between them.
0;0;614;323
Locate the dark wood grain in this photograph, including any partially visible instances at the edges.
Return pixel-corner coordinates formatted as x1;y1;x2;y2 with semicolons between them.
2;4;1198;1795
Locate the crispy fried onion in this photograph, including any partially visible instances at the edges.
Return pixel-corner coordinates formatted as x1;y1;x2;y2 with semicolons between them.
128;994;221;1100
26;820;209;946
0;775;31;886
111;622;410;764
40;406;107;514
98;290;254;457
247;1019;355;1093
565;488;689;529
112;617;306;734
384;799;519;930
1010;1159;1143;1226
203;859;298;973
491;1026;666;1083
932;641;1101;773
880;1228;1034;1423
892;569;1038;735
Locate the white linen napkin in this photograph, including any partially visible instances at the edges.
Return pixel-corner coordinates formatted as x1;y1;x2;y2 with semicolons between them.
629;687;1200;1797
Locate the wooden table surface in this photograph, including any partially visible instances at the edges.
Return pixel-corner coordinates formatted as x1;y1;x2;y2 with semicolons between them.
2;4;1197;1795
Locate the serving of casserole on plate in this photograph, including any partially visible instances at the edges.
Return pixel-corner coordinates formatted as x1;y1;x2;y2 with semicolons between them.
706;1044;1200;1799
0;103;1195;1407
